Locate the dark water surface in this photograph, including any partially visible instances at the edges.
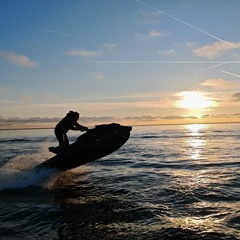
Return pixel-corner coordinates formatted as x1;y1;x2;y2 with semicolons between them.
0;123;239;239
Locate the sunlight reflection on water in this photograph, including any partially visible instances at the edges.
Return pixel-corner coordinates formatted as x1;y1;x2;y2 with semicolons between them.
0;124;239;239
184;124;208;161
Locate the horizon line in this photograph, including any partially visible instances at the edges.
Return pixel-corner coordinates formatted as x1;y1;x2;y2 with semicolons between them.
1;121;240;131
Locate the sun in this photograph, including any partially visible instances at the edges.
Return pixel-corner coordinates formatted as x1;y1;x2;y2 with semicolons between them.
177;91;213;109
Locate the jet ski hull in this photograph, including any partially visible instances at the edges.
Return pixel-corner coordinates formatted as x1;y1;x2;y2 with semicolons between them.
36;123;132;171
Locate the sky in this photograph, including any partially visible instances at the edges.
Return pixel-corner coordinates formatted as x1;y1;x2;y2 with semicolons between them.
0;0;240;129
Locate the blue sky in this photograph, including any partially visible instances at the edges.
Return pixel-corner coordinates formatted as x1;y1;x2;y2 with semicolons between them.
0;0;240;128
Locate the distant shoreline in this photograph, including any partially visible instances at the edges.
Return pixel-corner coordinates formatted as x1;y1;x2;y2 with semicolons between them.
1;121;240;131
0;127;53;131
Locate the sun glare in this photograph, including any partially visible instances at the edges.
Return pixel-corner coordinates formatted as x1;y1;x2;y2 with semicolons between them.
177;91;213;110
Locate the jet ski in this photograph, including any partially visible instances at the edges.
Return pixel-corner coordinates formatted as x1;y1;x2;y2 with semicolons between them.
35;123;132;171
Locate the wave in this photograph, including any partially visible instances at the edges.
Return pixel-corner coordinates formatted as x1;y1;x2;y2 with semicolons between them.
0;137;51;144
0;168;58;191
0;146;60;191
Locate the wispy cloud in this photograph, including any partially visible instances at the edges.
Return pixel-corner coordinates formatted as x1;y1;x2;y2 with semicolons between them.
85;72;106;80
138;8;162;25
17;95;32;102
0;51;38;68
1;111;240;129
67;48;101;58
231;92;240;101
199;79;239;90
103;43;117;48
148;29;164;37
124;115;198;123
202;113;240;119
136;29;165;41
193;41;240;59
158;49;174;55
186;42;197;48
9;112;235;128
0;116;60;129
0;114;201;129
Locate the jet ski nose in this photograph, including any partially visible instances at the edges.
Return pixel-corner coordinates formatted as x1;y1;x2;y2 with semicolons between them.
123;126;132;132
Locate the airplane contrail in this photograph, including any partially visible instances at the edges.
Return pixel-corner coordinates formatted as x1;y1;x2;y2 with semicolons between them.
95;60;240;64
199;60;240;71
136;0;238;49
40;28;99;43
221;70;240;78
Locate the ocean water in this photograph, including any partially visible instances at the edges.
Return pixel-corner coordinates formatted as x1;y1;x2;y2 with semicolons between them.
0;123;239;240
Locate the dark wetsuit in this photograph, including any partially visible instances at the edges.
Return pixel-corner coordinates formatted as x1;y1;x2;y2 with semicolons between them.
54;114;86;148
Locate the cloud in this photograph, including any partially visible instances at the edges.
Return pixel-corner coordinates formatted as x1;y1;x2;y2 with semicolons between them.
1;111;240;129
231;92;240;101
199;79;239;90
123;115;199;124
85;72;106;80
103;43;117;48
192;41;240;59
0;115;118;129
158;49;174;55
186;42;197;48
17;95;32;102
138;9;162;25
202;113;240;119
161;115;198;120
148;29;163;37
0;116;60;129
0;51;38;68
136;0;236;46
67;48;101;58
136;29;165;41
0;116;59;124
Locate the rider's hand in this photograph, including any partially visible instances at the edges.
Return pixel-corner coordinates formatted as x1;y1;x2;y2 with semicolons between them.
81;126;89;132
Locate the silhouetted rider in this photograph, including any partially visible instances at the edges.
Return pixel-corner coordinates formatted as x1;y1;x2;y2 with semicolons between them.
54;111;88;151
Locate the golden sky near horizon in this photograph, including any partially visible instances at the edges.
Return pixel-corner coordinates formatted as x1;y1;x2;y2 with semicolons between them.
1;1;240;128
